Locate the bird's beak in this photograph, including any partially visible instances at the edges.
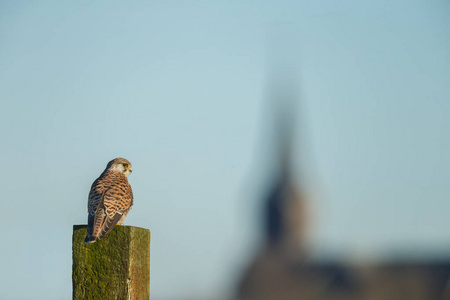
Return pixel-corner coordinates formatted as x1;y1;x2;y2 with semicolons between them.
129;167;133;173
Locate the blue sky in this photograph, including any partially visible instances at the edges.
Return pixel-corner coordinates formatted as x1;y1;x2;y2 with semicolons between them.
1;1;450;299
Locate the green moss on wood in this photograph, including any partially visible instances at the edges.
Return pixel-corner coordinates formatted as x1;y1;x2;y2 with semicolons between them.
72;225;150;300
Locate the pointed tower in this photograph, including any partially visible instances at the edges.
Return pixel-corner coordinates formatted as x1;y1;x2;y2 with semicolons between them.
235;71;315;300
263;93;307;260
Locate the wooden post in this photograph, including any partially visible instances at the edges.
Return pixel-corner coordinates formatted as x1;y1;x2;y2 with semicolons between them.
72;225;150;300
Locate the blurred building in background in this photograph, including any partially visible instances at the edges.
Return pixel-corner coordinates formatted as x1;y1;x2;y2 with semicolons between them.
234;87;450;300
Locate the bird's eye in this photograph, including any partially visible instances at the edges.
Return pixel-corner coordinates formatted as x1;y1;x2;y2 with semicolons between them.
123;163;128;168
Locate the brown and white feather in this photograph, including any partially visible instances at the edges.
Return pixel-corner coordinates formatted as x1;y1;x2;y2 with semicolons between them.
85;158;133;244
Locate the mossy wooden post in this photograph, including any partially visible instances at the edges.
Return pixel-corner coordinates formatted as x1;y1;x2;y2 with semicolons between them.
72;225;150;300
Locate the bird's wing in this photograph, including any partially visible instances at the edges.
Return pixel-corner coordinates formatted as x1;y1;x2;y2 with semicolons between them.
95;184;132;241
95;211;123;241
90;203;107;241
85;180;104;242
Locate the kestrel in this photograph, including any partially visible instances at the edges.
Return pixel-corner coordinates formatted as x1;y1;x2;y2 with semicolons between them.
84;158;134;244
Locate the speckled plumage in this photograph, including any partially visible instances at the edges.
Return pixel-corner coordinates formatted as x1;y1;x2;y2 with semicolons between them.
84;158;134;244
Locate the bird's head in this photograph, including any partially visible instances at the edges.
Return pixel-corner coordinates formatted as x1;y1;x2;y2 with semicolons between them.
106;157;133;177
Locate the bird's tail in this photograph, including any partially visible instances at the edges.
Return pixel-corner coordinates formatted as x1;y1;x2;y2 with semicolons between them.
84;213;96;244
84;235;97;244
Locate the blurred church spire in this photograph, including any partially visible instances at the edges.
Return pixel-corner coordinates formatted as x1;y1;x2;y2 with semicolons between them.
263;83;307;259
235;59;314;300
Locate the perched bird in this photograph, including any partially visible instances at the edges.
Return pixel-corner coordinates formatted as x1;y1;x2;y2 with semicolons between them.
84;158;134;244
